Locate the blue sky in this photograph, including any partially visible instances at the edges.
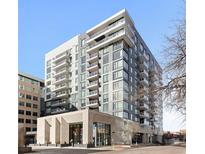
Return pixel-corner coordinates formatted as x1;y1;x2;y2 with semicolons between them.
19;0;185;131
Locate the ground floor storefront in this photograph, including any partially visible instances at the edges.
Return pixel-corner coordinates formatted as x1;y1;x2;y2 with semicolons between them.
37;109;161;147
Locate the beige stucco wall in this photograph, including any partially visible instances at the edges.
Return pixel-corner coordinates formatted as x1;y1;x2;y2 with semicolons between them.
37;109;154;146
88;110;141;145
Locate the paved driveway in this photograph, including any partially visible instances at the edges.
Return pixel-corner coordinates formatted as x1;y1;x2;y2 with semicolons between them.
24;145;185;154
92;146;186;154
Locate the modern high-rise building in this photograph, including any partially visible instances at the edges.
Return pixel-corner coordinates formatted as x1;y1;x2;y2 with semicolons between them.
38;9;163;147
18;72;44;145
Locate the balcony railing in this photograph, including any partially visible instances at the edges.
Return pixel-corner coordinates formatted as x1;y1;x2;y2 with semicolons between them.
87;29;125;50
89;100;98;104
87;81;98;87
89;18;125;39
88;62;98;68
88;90;98;96
88;52;98;59
51;108;66;114
51;100;67;106
55;91;68;97
53;60;68;70
53;52;67;62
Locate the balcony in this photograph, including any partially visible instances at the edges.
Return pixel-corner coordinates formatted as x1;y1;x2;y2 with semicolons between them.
54;68;67;77
55;91;68;98
87;18;125;43
87;90;99;99
54;76;68;85
53;60;68;70
87;30;125;53
87;27;134;53
150;73;158;81
139;70;149;78
86;99;99;108
87;62;99;71
53;52;67;63
87;71;99;81
51;100;68;107
87;52;99;63
139;103;149;110
53;84;68;92
87;80;99;90
139;79;149;87
144;53;149;61
51;108;66;114
139;112;149;118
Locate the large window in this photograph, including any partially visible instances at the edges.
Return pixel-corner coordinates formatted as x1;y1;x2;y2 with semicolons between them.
26;103;31;108
124;81;129;91
123;91;129;101
103;103;109;112
19;102;24;106
18;118;24;123
33;104;38;109
113;41;123;51
113;101;123;110
92;122;111;146
103;84;109;93
47;67;51;74
113;111;123;118
26;111;31;115
103;45;113;54
80;74;86;81
123;61;128;70
103;54;109;64
81;56;86;64
113;60;123;70
33;96;38;101
113;70;123;80
113;101;128;110
81;39;85;47
103;64;109;74
33;120;37;124
113;91;123;101
26;94;32;100
123;71;128;80
103;94;109;102
123;51;128;61
26;119;31;124
113;80;123;90
18;110;24;115
81;64;86;72
113;50;122;60
33;112;38;116
69;123;83;145
103;74;108;83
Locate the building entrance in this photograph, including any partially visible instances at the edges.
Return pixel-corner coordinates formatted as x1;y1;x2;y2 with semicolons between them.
69;123;83;145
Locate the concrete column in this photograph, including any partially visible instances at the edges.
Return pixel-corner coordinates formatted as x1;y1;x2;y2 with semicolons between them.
143;133;148;144
44;120;50;144
60;117;69;144
82;108;92;145
37;119;50;144
50;117;60;144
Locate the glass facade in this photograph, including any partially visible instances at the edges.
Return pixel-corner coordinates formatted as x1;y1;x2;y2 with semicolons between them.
69;123;83;145
92;122;111;146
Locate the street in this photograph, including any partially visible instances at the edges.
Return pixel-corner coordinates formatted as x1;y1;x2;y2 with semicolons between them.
24;145;185;154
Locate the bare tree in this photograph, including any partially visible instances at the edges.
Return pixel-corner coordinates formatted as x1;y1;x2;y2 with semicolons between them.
161;19;186;117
